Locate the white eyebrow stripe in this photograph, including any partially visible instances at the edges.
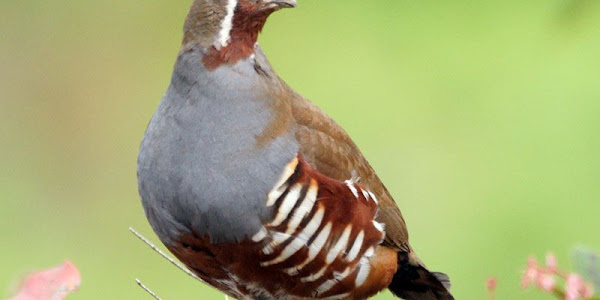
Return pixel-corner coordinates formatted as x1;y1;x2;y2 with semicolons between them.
215;0;238;49
345;230;364;261
270;183;303;227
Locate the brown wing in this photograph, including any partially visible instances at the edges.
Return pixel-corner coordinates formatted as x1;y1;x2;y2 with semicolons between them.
289;95;410;252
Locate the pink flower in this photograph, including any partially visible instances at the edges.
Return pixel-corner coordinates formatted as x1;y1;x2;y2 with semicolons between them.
487;277;497;292
581;283;594;298
537;272;556;292
546;253;557;273
9;261;81;300
565;274;585;300
522;257;539;288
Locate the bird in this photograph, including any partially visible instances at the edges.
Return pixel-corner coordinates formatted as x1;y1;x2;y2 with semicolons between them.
137;0;454;299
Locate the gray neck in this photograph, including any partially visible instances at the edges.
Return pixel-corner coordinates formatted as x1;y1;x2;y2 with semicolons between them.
172;43;284;100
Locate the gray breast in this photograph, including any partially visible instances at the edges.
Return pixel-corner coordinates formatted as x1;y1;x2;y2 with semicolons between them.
137;49;299;244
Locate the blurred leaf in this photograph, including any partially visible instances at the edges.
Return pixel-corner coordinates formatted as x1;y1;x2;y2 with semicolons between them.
572;245;600;291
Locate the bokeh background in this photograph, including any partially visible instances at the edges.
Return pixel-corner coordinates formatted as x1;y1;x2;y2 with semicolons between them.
2;0;600;299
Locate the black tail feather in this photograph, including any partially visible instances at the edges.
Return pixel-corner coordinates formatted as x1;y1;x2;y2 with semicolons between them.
388;252;454;300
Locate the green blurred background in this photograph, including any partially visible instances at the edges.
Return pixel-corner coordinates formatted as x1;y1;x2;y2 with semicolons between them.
2;0;600;299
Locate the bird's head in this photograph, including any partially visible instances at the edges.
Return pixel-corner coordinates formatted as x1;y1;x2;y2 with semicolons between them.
183;0;297;69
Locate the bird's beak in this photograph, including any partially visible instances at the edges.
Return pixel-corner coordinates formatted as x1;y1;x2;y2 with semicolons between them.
262;0;298;10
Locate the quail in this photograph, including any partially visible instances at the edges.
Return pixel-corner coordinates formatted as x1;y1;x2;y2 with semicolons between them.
137;0;454;299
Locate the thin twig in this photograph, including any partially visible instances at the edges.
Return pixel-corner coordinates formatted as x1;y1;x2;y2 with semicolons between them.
129;227;204;283
136;278;163;300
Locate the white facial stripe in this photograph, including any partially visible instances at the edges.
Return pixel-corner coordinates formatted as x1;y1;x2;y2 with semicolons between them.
355;257;371;287
345;230;364;261
215;0;238;49
344;180;359;198
361;189;370;201
270;183;303;227
285;179;318;235
326;225;352;264
266;157;298;206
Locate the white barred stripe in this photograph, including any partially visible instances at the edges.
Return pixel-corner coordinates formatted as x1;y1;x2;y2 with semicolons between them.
326;225;352;264
355;257;371;287
261;237;304;266
368;191;378;204
361;189;370;200
251;227;268;242
263;207;325;267
345;230;364;261
364;246;375;258
261;231;291;254
372;220;385;233
290;222;332;273
344;180;359;198
307;222;332;262
266;183;288;207
300;265;328;283
316;267;352;294
266;157;298;206
315;279;337;294
284;179;318;235
215;0;238;49
270;183;303;227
